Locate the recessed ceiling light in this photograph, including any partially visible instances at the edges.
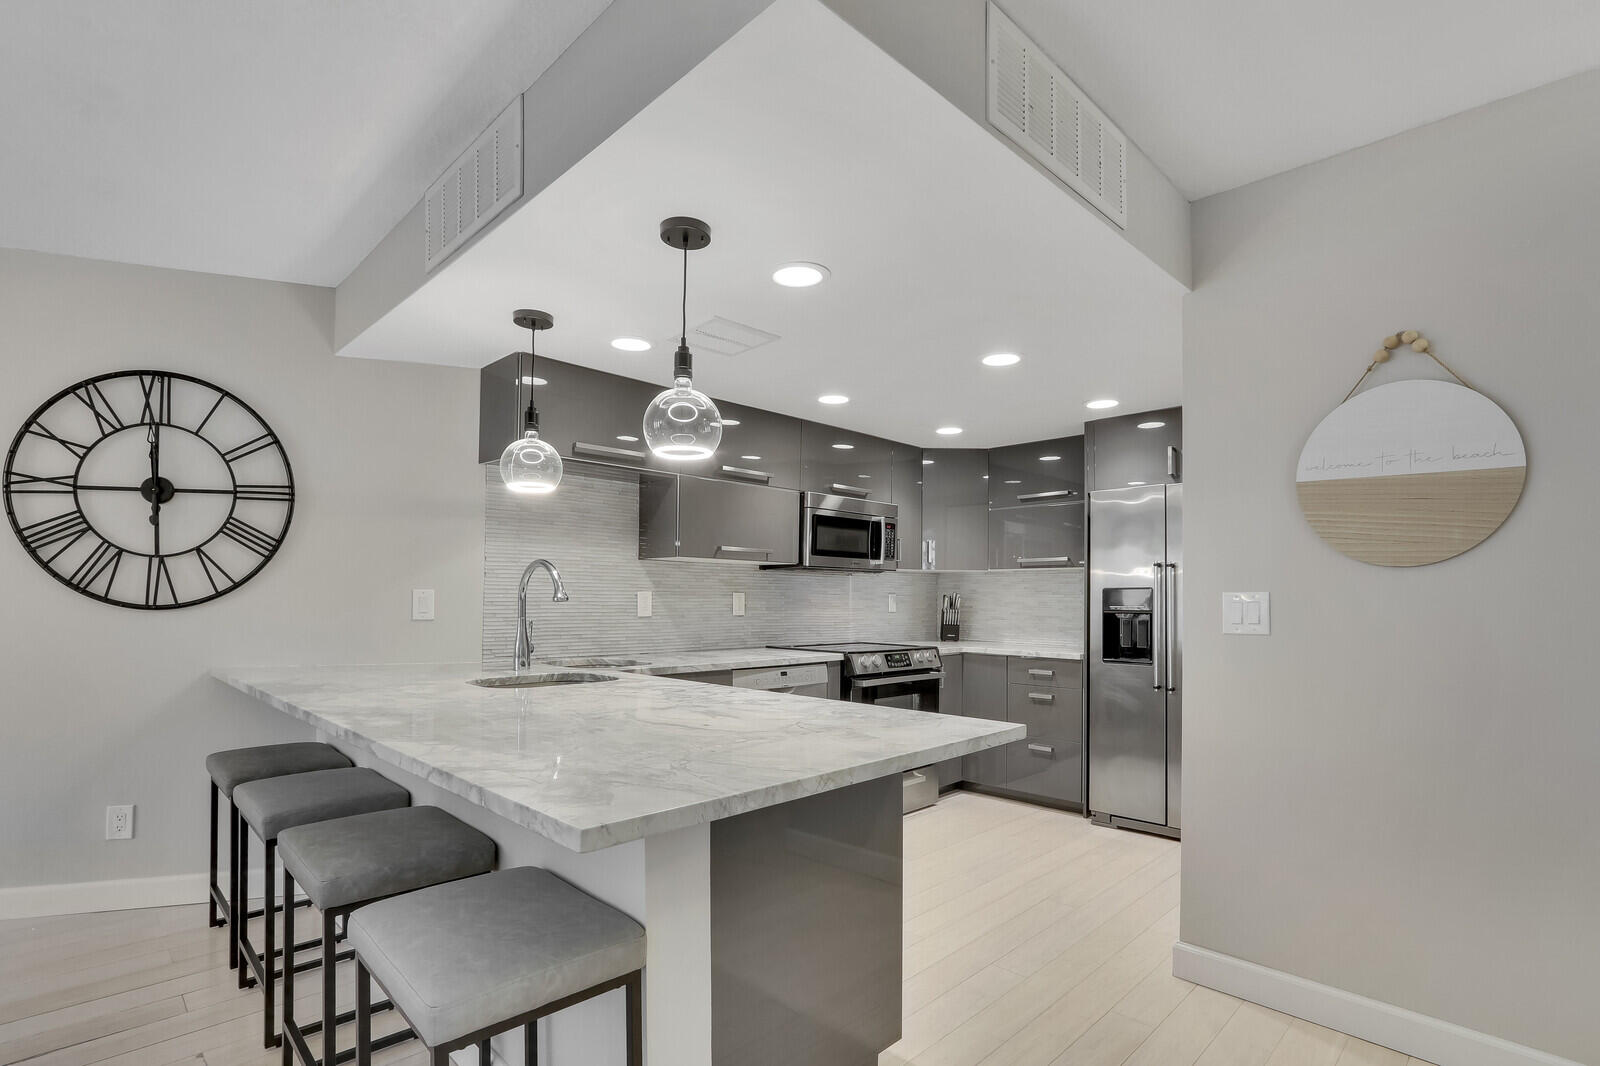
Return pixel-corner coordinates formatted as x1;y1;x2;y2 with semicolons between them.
818;394;849;405
982;353;1021;367
1086;398;1120;410
1129;481;1147;486
611;337;651;352
832;443;855;450
520;375;547;386
1038;454;1062;462
741;454;761;460
719;418;741;427
922;459;934;465
617;434;639;442
1137;421;1166;429
935;426;963;436
772;262;830;287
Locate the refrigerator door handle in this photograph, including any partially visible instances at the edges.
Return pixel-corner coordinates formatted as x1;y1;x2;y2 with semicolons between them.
1165;562;1178;693
1151;560;1164;691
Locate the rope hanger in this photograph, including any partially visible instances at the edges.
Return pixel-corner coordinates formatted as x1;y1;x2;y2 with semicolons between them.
1343;329;1474;404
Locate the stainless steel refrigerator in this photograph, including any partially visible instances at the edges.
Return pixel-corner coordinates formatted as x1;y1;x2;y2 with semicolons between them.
1087;484;1182;836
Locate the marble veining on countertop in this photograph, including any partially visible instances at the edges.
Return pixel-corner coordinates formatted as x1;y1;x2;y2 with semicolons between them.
212;662;1021;853
934;641;1084;660
558;647;844;675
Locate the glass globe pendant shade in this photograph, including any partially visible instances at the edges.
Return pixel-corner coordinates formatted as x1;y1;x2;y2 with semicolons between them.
643;376;723;461
500;429;563;494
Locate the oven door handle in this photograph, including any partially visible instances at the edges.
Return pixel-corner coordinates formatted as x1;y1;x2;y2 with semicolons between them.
849;671;945;688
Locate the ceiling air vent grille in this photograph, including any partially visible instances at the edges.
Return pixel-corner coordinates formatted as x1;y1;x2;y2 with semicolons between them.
986;3;1128;229
425;97;523;272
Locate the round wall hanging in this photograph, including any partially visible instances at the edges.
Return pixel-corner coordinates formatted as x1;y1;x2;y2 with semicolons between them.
1296;331;1525;567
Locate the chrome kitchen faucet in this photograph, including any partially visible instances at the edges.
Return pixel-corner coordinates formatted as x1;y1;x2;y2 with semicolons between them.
515;558;569;673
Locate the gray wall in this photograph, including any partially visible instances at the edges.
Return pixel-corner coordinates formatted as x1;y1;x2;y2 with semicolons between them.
1181;70;1600;1063
0;249;484;890
481;464;1082;665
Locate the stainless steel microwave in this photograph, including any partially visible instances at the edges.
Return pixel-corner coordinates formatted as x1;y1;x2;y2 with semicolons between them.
800;492;899;570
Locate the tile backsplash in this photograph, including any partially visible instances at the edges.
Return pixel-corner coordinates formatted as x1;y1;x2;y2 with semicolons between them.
482;465;1080;665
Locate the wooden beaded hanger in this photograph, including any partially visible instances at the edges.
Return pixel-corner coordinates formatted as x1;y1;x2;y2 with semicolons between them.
1343;330;1474;403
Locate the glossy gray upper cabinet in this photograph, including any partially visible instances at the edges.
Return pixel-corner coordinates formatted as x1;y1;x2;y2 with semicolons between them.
987;436;1085;568
889;445;923;566
478;354;657;468
638;472;800;565
801;424;894;500
668;401;803;489
920;449;989;571
1084;407;1182;491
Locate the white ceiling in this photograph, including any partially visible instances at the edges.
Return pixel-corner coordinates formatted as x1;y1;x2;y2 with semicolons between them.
0;0;610;285
1000;0;1600;199
339;0;1184;448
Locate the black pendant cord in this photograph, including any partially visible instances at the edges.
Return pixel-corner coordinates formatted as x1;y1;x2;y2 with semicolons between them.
524;325;540;433
675;243;693;381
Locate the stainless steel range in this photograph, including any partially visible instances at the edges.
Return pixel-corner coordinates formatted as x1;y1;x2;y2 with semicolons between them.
768;641;944;812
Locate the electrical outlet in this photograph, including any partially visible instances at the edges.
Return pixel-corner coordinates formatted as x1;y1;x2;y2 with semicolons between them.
887;592;897;614
637;591;652;617
411;588;436;621
732;592;746;617
106;805;134;840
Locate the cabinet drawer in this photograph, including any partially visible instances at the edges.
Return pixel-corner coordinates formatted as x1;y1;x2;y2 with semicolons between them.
1006;657;1082;688
1006;683;1083;803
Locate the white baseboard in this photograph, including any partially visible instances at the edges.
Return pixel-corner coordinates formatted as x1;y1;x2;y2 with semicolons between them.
1173;942;1582;1066
0;868;288;921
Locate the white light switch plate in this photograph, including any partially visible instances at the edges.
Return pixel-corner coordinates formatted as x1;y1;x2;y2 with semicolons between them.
732;592;746;617
1222;592;1270;635
887;592;897;614
411;588;435;621
637;591;652;617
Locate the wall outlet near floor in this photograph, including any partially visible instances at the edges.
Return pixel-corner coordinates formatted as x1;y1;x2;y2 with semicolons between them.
106;805;134;840
637;591;652;617
887;592;897;614
411;588;436;621
1222;592;1271;635
732;592;746;617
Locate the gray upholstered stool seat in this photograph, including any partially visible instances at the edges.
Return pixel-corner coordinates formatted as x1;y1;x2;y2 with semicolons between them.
277;807;496;1066
207;742;352;798
349;867;645;1052
234;767;409;841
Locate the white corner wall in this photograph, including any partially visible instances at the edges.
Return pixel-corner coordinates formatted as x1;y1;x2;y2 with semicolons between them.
1180;71;1600;1064
0;249;483;900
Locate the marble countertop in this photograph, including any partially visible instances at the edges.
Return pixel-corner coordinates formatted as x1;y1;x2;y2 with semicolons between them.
934;641;1083;660
213;662;1021;853
570;647;843;676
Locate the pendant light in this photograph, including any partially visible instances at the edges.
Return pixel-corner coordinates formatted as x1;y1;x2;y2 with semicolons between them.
642;216;722;461
499;309;563;494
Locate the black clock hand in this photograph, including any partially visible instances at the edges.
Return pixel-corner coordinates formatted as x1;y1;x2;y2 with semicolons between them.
147;423;161;556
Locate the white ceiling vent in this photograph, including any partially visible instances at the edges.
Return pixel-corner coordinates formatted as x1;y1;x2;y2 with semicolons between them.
424;97;524;272
987;3;1128;229
685;317;780;357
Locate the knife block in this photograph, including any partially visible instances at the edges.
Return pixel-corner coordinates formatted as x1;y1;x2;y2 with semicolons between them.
939;623;960;641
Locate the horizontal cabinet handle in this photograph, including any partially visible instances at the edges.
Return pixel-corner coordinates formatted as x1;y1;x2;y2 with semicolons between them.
716;545;771;557
828;482;871;498
1017;556;1076;567
720;464;772;482
1015;489;1079;501
1026;743;1055;755
573;441;647;462
1027;692;1055;702
1026;668;1054;678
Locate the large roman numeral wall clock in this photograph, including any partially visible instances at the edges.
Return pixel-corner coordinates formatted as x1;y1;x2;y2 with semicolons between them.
3;371;294;609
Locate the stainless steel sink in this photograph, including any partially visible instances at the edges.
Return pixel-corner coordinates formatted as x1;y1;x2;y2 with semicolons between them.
537;656;650;669
469;671;620;689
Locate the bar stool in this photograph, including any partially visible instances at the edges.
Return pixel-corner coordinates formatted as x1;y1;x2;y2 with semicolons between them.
206;743;353;968
278;806;497;1066
348;867;645;1066
232;767;410;1048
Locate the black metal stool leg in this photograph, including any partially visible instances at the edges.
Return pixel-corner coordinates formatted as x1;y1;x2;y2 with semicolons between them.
524;1023;536;1066
264;837;278;1049
478;1038;490;1066
236;809;251;988
324;911;339;1066
283;866;296;1066
209;782;223;928
356;959;372;1066
625;971;642;1066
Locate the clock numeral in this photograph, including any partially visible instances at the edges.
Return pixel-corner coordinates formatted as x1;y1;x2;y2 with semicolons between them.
20;510;91;561
234;484;294;502
72;381;125;435
69;539;123;596
25;423;91;459
145;556;177;607
195;391;227;435
4;472;75;495
218;516;281;557
222;433;278;465
195;546;235;594
139;373;173;425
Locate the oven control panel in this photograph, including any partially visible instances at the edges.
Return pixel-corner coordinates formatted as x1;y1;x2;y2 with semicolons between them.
848;647;941;675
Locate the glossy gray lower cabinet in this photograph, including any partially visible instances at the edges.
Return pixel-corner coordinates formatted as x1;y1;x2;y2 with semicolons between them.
921;449;989;571
934;654;964;789
638;473;800;565
1004;682;1082;805
1084;407;1182;491
960;654;1008;787
802;423;894;500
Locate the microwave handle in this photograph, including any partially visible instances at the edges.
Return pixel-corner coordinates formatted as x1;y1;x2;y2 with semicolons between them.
876;518;888;564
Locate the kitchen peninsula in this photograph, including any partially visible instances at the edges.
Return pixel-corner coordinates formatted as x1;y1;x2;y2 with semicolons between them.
214;658;1022;1066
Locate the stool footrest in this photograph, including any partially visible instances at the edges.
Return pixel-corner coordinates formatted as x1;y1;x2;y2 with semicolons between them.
285;1009;411;1066
298;1000;395;1037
